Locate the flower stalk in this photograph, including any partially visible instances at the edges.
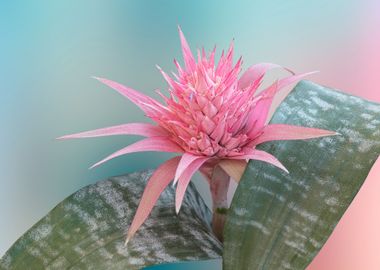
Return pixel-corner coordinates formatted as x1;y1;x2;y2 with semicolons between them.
210;165;230;242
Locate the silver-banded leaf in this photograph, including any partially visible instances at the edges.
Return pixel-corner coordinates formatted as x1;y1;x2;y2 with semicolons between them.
0;171;222;270
224;81;380;270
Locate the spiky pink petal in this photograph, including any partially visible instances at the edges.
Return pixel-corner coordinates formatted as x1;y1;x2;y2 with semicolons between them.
175;157;210;213
93;77;168;117
57;123;169;140
156;65;178;90
260;71;319;99
246;81;279;137
238;63;294;90
253;124;338;146
173;153;204;185
233;149;289;173
246;71;318;138
90;137;183;169
278;71;319;91
125;156;181;245
178;26;196;72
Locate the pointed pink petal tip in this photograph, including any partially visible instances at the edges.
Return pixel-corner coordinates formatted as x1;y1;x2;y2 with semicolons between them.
234;149;289;174
125;156;180;244
173;153;202;186
89;137;183;169
282;165;289;174
177;25;196;72
238;63;296;90
175;157;209;213
57;123;169;140
124;237;130;247
304;70;319;77
253;124;338;146
177;25;183;34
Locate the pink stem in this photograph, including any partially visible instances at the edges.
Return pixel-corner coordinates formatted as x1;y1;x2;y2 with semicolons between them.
209;165;230;242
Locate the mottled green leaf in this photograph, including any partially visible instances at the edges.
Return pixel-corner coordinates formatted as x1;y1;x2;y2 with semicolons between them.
0;171;222;270
224;81;380;270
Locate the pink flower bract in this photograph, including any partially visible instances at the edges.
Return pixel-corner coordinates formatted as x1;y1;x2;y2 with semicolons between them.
59;27;337;244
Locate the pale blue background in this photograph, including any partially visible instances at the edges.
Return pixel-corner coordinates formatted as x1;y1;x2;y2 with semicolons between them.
0;0;363;258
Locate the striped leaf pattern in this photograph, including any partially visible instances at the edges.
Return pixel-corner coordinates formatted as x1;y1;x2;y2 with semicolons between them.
223;81;380;270
0;171;222;269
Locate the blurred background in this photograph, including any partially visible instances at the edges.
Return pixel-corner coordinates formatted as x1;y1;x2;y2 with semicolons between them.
0;1;379;269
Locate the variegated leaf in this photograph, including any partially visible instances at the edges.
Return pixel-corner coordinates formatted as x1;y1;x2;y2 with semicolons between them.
224;80;380;270
0;171;222;270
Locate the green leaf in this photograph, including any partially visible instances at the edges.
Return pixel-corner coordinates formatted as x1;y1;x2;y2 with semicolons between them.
223;80;380;270
0;171;222;270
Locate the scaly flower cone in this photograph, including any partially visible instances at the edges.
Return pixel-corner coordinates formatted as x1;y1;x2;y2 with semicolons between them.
58;27;338;244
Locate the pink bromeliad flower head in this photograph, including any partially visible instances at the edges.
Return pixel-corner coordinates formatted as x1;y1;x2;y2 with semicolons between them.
59;27;337;244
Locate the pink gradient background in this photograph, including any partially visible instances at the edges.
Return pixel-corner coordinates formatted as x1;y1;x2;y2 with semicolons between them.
307;2;380;269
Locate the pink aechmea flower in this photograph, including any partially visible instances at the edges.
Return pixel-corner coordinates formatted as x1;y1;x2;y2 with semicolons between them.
59;27;337;244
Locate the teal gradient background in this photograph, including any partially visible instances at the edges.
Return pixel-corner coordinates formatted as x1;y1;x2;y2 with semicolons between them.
1;1;379;269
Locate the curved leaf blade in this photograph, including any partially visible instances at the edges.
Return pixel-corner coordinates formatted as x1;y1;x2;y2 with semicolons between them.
0;171;222;269
224;80;380;270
